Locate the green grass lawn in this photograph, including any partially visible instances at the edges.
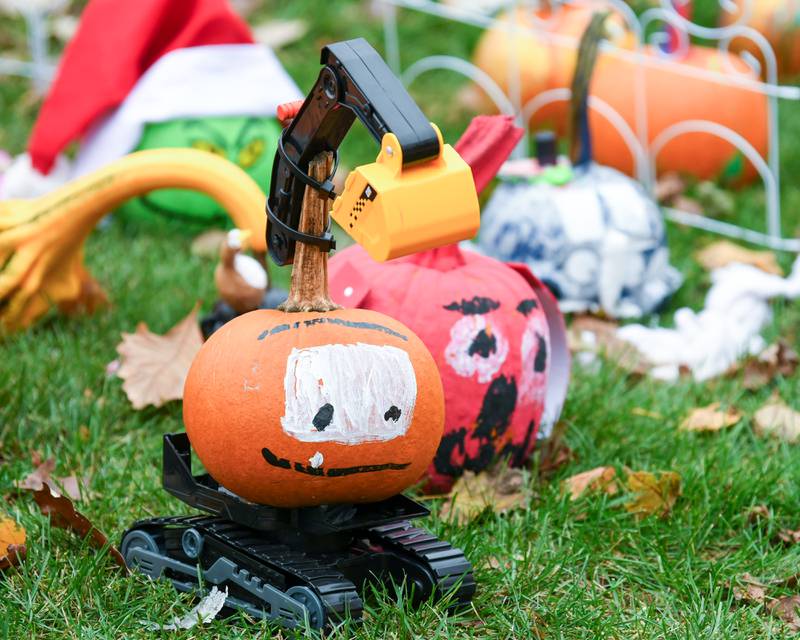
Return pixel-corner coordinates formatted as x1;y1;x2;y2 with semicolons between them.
2;1;800;638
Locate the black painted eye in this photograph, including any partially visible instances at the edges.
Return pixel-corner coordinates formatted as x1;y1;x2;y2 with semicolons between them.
384;405;401;422
468;329;497;358
313;403;334;430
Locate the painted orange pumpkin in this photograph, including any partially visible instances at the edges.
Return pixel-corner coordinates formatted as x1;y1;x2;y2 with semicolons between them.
183;152;445;508
184;308;444;507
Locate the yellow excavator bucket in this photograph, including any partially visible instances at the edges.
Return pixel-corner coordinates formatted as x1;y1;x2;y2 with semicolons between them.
331;124;479;262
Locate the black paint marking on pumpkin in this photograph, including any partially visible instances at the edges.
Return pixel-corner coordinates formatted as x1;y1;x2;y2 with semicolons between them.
501;419;538;467
258;317;408;341
261;447;410;476
434;376;519;481
257;324;290;340
443;296;500;315
293;461;325;476
384;405;402;421
313;403;334;430
326;462;410;476
468;329;497;357
474;375;517;440
516;299;539;316
534;333;548;372
261;447;291;469
433;427;468;478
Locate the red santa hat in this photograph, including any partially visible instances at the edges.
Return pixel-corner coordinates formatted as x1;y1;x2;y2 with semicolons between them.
1;0;301;199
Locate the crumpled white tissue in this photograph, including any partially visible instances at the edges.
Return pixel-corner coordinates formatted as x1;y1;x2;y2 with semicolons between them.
617;256;800;381
141;586;227;631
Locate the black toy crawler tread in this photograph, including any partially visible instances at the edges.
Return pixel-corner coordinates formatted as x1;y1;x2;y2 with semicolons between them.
366;520;475;607
121;516;363;629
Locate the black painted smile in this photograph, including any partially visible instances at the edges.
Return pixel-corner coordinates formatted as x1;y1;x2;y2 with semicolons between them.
262;447;410;477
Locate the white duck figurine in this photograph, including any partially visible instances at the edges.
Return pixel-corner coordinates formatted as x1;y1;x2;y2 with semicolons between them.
214;228;268;314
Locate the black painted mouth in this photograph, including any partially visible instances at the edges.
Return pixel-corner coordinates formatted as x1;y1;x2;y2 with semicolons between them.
262;447;410;477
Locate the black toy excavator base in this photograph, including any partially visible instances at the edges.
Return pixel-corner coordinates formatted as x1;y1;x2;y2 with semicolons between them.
120;434;475;630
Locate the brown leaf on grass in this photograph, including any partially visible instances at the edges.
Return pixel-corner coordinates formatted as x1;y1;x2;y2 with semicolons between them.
680;402;741;432
746;504;771;525
536;420;575;479
774;528;800;546
14;457;90;501
768;595;800;631
568;316;651;375
15;457;55;491
695;240;783;276
654;172;687;203
671;194;704;215
731;573;768;604
740;340;799;390
440;467;531;525
563;466;618;500
624;470;681;518
753;397;800;443
0;515;26;571
116;306;203;409
32;483;127;572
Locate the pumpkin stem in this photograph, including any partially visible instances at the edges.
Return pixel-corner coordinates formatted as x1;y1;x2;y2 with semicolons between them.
279;151;342;313
409;244;467;270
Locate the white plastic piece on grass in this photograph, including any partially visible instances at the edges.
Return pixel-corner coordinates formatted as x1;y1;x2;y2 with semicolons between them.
141;586;228;631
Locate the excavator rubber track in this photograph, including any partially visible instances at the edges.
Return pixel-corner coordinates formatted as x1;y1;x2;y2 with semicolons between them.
120;515;363;630
364;520;475;608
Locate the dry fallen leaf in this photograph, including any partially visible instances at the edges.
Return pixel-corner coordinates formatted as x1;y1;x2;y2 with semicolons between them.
753;397;800;443
33;483;127;572
680;402;741;432
671;194;704;215
569;316;650;375
440;467;531;525
695;240;783;276
0;515;26;571
731;573;768;605
768;595;800;631
536;420;575;479
624;470;681;518
774;528;800;547
740;340;799;390
15;457;89;501
116;306;204;409
654;172;687;203
746;504;771;525
563;466;618;500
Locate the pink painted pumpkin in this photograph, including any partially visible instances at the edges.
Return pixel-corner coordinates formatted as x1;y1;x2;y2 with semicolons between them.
328;243;569;492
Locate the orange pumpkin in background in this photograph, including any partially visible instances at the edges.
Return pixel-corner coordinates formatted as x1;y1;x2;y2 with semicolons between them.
183;152;445;508
473;4;768;182
721;0;800;78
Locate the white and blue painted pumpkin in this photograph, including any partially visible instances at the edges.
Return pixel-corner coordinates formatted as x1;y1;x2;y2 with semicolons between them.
478;161;682;318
